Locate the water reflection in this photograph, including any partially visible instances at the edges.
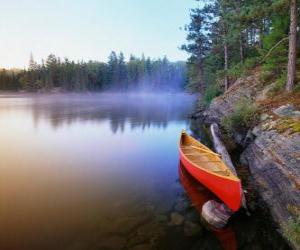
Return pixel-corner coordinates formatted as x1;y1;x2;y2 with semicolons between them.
0;93;290;250
179;162;237;250
0;93;196;133
0;93;196;249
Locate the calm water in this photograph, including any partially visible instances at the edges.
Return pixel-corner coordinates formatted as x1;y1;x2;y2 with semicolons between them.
0;93;289;250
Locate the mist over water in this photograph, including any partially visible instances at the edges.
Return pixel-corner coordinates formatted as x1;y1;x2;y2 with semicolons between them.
0;92;196;249
0;92;289;250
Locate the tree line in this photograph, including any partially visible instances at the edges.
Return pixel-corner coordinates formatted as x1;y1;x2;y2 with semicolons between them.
0;52;186;92
182;0;299;96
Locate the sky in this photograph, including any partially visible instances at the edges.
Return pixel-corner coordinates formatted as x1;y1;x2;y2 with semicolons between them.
0;0;199;68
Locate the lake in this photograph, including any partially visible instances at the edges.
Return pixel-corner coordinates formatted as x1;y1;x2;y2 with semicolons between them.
0;93;289;250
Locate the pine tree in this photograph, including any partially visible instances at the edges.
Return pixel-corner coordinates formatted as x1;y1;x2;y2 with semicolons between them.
286;0;297;92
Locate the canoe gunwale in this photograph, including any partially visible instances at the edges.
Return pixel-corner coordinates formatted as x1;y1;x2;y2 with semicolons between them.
179;133;240;182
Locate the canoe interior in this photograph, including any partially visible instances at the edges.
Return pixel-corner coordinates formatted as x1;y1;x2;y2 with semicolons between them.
180;132;238;180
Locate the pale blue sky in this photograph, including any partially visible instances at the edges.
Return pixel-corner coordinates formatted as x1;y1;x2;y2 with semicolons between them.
0;0;199;68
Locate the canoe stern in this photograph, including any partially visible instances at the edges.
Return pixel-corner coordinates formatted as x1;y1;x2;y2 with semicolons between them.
179;148;242;212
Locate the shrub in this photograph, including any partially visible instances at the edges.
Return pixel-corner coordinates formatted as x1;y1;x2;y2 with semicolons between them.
202;83;222;106
282;215;300;248
227;57;260;80
294;83;300;92
221;99;259;134
228;63;243;79
269;71;287;95
259;70;275;84
244;57;259;70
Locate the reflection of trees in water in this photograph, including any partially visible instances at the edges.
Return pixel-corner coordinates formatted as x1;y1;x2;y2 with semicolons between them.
190;118;213;149
29;94;196;133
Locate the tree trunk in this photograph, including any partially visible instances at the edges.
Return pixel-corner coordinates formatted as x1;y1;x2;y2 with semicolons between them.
286;0;297;92
239;32;244;63
224;41;229;91
210;123;249;214
258;20;264;49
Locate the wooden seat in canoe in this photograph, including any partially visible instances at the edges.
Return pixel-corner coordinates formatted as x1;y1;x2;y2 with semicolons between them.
179;131;242;212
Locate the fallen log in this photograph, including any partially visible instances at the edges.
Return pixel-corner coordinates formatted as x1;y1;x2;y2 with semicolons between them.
201;200;233;228
210;123;249;214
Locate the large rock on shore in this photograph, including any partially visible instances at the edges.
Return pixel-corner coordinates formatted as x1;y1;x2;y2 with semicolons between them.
241;128;300;223
201;72;262;125
196;70;300;247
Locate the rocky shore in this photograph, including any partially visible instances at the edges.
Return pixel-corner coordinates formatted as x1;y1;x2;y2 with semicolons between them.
193;71;300;249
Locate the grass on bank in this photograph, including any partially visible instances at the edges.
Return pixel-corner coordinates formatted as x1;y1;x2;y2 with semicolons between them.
221;99;259;135
282;215;300;249
202;83;222;106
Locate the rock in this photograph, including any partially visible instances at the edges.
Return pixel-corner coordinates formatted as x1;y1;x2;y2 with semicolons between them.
273;104;300;119
131;244;153;250
127;220;165;249
127;233;148;247
241;130;300;225
294;111;300;118
202;72;262;126
170;212;184;225
155;214;168;223
261;120;277;131
135;221;165;243
273;104;295;116
174;201;189;212
104;216;148;235
184;210;200;223
260;113;270;121
183;221;203;237
99;236;126;250
195;70;300;249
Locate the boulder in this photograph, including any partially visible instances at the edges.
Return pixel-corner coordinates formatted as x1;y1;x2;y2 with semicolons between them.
170;212;184;226
183;221;203;237
194;70;300;248
241;130;300;224
273;104;300;119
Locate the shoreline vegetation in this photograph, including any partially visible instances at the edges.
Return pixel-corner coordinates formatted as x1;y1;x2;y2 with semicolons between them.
183;0;300;249
0;52;186;93
1;0;299;248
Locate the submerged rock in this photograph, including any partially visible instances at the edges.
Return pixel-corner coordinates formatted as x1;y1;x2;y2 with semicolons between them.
131;243;153;250
98;236;126;250
194;69;300;249
104;216;148;235
174;200;189;212
183;221;203;237
170;212;184;225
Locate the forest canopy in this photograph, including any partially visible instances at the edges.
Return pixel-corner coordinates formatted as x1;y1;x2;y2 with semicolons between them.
182;0;299;97
0;52;186;92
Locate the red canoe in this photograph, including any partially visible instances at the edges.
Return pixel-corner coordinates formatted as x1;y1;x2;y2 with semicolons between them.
179;131;242;212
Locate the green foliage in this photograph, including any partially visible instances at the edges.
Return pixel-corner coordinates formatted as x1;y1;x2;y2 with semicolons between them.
260;70;275;84
202;83;222;106
221;99;259;134
282;215;300;248
276;119;300;134
228;57;260;79
269;71;287;95
228;63;244;79
0;53;186;92
294;83;300;92
261;14;289;76
183;0;293;93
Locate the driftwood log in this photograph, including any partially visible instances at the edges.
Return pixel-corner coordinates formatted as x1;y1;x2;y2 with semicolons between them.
202;123;249;228
210;123;249;213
